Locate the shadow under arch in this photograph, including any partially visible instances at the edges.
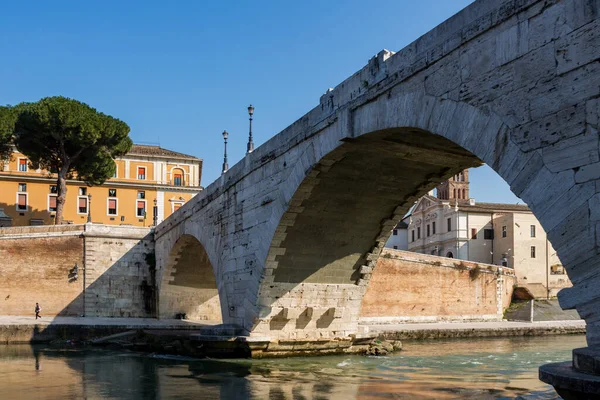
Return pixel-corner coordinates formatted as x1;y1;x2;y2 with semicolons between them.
159;233;223;322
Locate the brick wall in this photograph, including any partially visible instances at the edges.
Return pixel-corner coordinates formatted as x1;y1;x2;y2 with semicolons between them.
360;250;516;323
0;233;84;316
0;224;155;318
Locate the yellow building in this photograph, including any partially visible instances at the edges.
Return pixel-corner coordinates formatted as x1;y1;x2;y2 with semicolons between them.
0;144;203;227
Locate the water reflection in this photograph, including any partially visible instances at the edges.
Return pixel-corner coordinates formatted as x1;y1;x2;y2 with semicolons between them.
0;335;586;399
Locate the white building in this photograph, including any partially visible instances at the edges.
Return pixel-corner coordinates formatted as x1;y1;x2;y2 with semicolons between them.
405;169;570;298
385;220;408;250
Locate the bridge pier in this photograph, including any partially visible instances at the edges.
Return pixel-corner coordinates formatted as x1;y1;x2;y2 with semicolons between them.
540;346;600;399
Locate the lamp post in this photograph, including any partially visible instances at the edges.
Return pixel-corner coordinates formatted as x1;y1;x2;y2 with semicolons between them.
87;194;92;223
246;104;254;154
153;198;158;227
222;130;229;174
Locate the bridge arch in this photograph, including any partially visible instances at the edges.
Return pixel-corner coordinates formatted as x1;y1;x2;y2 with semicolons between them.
158;233;223;322
252;92;594;341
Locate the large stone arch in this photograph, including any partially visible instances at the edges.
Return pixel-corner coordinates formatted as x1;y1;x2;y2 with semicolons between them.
251;90;596;341
158;234;223;322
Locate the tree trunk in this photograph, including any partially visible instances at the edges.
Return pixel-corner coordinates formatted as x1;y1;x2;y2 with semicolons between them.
54;168;68;225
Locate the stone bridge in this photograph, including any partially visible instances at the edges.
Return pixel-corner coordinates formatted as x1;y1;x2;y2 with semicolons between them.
154;0;599;373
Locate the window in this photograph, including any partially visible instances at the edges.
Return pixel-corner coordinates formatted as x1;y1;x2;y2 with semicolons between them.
417;227;421;239
432;221;436;235
79;187;87;196
18;158;27;172
108;198;117;215
427;224;431;237
50;185;58;194
411;230;415;242
453;188;456;198
531;246;536;258
174;173;183;186
471;228;477;239
484;229;494;240
173;203;182;212
48;195;57;212
18;183;27;192
17;193;27;211
113;164;118;178
393;246;398;250
530;225;536;238
502;226;507;238
108;189;117;197
137;167;146;180
137;191;145;199
78;197;88;214
392;229;398;236
447;218;451;232
136;200;146;217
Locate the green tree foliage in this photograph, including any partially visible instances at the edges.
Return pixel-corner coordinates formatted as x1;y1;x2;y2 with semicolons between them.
12;96;132;224
0;105;18;161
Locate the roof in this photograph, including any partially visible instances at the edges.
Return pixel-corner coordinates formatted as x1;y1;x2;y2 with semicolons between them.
395;220;409;229
457;202;531;213
127;144;200;161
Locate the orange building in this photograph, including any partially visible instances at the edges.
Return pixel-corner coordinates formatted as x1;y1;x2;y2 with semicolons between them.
0;145;203;227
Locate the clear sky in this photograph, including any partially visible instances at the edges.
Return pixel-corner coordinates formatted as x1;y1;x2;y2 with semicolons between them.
0;0;522;204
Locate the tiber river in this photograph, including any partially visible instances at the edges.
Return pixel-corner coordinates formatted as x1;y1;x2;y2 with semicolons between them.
0;335;585;400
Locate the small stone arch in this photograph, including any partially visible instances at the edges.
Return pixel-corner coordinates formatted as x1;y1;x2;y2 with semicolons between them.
159;234;222;322
446;252;454;259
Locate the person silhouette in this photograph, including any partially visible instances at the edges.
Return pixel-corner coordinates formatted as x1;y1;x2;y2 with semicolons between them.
35;303;41;319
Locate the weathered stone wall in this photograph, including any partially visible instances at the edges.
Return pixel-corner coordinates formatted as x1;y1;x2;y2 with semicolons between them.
360;250;516;324
155;0;600;343
0;224;155;318
0;225;85;316
83;225;155;318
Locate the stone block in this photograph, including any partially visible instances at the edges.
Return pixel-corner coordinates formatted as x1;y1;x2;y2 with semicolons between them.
556;18;600;75
542;130;599;172
496;20;528;66
529;61;600;120
511;103;586;153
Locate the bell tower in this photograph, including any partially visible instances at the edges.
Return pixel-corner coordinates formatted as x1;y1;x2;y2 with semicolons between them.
436;169;470;201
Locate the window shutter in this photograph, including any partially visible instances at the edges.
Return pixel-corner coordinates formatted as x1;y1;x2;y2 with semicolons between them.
49;196;57;208
79;198;87;208
137;201;145;209
18;194;26;206
108;199;117;209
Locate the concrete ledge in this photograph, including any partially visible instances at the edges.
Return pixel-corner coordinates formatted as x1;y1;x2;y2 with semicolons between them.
367;320;586;340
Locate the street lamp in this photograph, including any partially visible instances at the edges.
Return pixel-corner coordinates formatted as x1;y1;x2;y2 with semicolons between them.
153;198;158;227
222;130;229;174
246;104;254;154
87;193;92;223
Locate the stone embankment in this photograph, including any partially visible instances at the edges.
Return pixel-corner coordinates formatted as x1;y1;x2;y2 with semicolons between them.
0;316;586;358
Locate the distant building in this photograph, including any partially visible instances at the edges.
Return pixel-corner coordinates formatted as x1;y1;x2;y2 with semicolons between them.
405;169;570;297
0;144;203;227
385;220;408;250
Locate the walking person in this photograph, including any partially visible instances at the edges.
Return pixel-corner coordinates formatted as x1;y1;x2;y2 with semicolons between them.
35;303;41;320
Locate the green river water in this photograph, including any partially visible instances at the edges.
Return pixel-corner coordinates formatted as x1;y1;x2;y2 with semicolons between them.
0;334;586;399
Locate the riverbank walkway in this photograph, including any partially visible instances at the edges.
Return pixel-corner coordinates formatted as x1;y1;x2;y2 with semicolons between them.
0;316;585;338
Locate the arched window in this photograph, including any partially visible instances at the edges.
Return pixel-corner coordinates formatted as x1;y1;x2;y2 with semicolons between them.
446;251;454;258
172;168;184;186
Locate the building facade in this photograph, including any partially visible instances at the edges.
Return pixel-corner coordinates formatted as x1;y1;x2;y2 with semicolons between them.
384;221;409;250
0;145;202;227
405;169;570;297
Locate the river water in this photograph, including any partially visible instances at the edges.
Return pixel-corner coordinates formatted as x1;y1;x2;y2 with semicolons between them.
0;335;586;400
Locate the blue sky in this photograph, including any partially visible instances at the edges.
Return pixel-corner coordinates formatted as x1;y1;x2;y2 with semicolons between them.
0;0;522;204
